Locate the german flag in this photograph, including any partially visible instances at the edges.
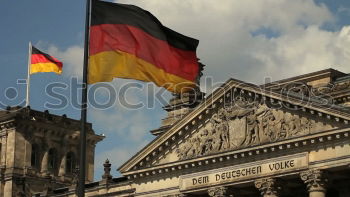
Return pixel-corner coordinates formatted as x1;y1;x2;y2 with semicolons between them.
31;46;63;74
89;1;199;93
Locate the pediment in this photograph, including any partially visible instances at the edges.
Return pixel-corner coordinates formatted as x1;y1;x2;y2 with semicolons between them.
119;78;350;174
157;101;336;164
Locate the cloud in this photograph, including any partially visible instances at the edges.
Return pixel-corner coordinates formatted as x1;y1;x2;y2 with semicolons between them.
338;6;350;15
91;107;157;142
249;25;350;80
116;0;349;90
34;41;84;79
47;45;84;79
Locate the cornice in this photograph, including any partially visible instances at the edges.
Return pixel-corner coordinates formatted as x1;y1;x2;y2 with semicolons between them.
262;68;346;88
0;119;15;131
0;108;105;145
118;79;234;172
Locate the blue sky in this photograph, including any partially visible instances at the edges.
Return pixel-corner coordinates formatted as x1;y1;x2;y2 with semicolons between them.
1;0;350;180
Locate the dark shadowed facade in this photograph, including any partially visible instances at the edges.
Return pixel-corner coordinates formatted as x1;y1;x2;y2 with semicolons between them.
0;107;104;196
1;68;350;197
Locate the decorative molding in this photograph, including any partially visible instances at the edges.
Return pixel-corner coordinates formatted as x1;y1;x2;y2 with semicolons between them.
300;169;329;192
208;186;227;197
254;177;283;196
176;98;327;160
102;159;112;181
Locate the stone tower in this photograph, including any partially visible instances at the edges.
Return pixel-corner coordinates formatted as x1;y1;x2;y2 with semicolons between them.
0;106;104;196
150;63;206;136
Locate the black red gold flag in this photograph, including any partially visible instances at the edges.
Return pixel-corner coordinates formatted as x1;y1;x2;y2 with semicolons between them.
31;46;63;74
89;0;200;93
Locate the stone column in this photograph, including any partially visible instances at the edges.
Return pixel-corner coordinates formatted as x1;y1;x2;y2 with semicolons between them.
3;180;13;197
0;135;7;167
208;186;229;197
58;154;67;177
300;169;328;197
41;150;49;175
254;177;283;197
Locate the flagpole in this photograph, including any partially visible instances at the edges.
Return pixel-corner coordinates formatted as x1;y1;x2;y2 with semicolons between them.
26;42;32;107
78;0;91;196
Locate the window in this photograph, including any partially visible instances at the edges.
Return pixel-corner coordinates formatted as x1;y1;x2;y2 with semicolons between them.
31;144;40;169
66;152;76;174
48;148;57;174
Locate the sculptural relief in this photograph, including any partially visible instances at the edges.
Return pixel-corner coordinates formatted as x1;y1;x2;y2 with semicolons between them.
176;98;332;160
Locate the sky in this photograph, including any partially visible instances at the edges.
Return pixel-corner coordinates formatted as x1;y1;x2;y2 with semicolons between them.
0;0;350;180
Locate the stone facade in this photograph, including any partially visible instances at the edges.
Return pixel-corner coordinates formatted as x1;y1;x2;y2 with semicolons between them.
0;107;104;196
11;69;350;197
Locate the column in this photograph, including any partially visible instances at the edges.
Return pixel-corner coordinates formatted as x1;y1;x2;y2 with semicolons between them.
41;150;49;175
58;154;66;177
208;186;228;197
254;177;283;197
86;144;95;182
3;180;13;197
0;135;7;167
300;169;328;197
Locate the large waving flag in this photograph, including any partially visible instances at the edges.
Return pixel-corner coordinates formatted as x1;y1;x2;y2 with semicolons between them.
88;0;200;93
30;45;63;74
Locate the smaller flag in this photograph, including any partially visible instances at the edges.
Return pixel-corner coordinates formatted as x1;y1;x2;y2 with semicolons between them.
30;46;63;74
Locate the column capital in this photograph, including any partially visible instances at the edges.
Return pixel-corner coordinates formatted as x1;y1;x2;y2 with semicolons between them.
254;177;283;197
300;169;328;192
208;186;228;197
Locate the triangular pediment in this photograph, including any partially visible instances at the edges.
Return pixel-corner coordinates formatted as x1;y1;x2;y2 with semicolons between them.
157;102;336;165
119;78;350;174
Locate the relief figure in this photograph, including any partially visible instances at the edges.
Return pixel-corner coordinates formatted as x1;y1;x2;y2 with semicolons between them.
176;99;319;160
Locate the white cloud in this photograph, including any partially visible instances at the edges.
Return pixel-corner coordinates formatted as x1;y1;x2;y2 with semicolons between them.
338;6;350;15
116;0;349;88
47;45;84;79
34;41;84;79
91;107;156;141
247;25;350;80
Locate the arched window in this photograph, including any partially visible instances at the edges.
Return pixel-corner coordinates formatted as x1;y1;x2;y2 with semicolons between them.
66;152;76;174
31;144;40;169
48;148;57;174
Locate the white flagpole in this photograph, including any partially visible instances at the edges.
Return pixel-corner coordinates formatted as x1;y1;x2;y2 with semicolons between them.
26;42;32;106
